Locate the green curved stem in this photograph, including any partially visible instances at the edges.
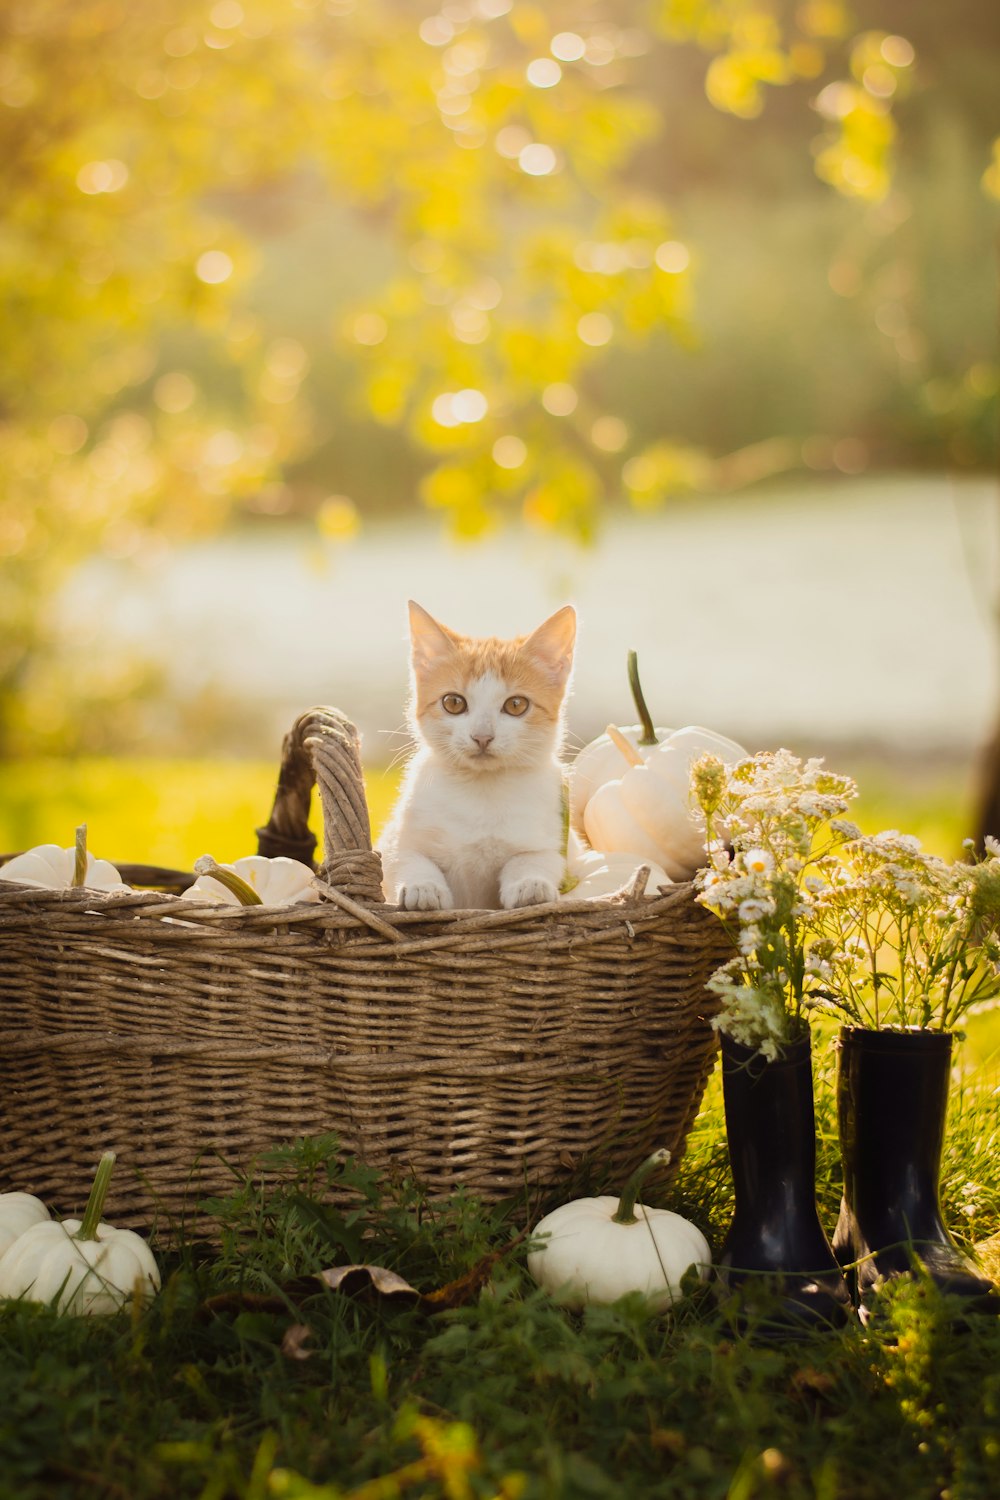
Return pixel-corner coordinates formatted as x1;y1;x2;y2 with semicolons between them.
612;1147;671;1225
194;857;263;905
72;825;88;888
627;651;658;746
76;1151;116;1240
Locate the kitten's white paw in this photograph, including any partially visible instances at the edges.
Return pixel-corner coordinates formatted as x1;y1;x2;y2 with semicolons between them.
397;880;453;911
501;877;558;909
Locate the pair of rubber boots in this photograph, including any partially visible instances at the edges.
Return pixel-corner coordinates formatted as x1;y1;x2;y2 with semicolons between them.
717;1026;999;1334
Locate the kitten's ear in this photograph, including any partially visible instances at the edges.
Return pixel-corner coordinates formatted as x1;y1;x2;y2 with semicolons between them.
524;604;576;688
408;600;459;673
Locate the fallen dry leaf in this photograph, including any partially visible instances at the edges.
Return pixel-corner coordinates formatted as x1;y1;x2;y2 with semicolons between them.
199;1229;530;1327
280;1323;315;1361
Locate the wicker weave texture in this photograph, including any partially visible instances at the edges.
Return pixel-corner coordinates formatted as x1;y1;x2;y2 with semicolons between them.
0;708;727;1238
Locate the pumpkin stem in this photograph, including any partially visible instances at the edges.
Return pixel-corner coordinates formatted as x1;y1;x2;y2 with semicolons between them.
612;1148;671;1225
193;856;264;906
76;1151;116;1241
72;825;88;888
606;724;644;769
628;651;659;746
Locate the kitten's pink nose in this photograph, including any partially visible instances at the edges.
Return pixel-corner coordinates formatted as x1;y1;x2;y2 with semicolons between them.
472;733;494;751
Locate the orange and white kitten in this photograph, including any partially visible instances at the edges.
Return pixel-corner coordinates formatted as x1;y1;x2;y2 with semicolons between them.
379;600;577;911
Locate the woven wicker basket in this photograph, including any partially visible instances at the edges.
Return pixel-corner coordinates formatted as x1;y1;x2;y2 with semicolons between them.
0;707;728;1240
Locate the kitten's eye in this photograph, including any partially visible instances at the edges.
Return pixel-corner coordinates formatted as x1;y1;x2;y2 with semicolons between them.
441;694;467;715
503;696;529;717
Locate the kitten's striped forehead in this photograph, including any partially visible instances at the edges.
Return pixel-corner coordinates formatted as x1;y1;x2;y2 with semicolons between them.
414;638;566;722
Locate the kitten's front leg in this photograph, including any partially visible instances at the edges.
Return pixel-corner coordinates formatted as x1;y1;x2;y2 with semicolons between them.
390;852;454;911
499;849;563;909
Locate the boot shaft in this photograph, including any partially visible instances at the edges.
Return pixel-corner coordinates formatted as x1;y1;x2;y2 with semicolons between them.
836;1026;951;1236
721;1032;821;1223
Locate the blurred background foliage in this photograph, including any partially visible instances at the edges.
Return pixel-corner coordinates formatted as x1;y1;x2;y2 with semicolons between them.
1;0;999;756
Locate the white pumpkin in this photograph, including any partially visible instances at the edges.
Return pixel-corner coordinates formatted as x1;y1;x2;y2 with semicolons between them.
181;854;319;908
0;825;127;893
0;1154;159;1316
583;724;748;882
567;650;673;835
0;1192;51;1256
561;845;673;900
527;1150;711;1311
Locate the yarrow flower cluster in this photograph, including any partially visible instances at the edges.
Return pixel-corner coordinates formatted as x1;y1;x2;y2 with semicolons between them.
809;830;1000;1032
692;749;859;1060
691;751;1000;1058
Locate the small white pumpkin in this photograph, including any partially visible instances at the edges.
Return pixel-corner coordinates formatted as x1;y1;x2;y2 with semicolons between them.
584;724;748;882
560;845;673;901
0;1153;159;1316
0;1192;51;1256
527;1150;711;1311
0;825;128;893
568;651;673;835
181;854;319;908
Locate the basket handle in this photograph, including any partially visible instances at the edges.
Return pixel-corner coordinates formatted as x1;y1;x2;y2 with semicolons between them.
256;706;385;905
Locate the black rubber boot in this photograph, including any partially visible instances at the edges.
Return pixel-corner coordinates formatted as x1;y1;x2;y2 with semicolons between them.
716;1031;854;1336
833;1026;999;1321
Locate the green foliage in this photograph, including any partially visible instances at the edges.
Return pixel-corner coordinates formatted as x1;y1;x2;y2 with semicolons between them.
3;1;998;750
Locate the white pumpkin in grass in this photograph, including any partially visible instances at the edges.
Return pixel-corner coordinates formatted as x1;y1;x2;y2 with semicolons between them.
0;1154;159;1316
181;854;319;907
527;1150;711;1311
0;1192;51;1256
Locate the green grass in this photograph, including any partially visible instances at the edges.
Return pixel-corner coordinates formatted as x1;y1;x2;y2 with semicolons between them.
0;759;401;872
1;1056;998;1500
1;756;999;1498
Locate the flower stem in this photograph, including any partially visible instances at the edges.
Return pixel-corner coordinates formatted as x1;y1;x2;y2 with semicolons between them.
76;1152;116;1241
194;856;264;905
606;723;644;769
611;1148;671;1224
72;825;88;888
627;651;659;746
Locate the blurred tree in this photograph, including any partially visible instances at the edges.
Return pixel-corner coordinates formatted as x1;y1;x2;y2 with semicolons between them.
0;0;996;751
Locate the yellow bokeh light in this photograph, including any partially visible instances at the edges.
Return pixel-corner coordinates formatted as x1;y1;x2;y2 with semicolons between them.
577;311;613;346
196;250;234;284
353;312;388;345
210;0;244;29
266;338;309;379
518;142;558;176
317;494;360;540
76;160;129;195
153;372;197;413
542;383;577;416
495;125;531;159
526;58;561;88
881;35;915;68
584;35;616;67
654;240;690;274
863;64;896;99
551;31;585;62
591;415;629;452
419;16;454;47
492;435;527;468
432;389;489;426
450;305;490;343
